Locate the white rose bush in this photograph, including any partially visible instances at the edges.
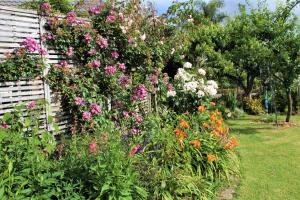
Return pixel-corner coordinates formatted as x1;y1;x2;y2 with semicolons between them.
170;62;219;112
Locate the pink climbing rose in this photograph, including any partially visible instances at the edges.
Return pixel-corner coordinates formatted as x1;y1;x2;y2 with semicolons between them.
26;101;37;110
90;103;102;114
82;112;92;121
105;65;117;76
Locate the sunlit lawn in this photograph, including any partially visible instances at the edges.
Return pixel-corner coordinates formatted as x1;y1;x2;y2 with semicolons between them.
228;115;300;200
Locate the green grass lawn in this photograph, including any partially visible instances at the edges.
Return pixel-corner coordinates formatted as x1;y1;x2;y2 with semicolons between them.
227;115;300;200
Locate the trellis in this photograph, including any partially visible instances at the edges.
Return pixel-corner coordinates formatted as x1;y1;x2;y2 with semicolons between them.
0;6;70;133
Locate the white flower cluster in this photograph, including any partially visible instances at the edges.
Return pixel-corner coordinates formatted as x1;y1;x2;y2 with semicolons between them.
174;62;218;98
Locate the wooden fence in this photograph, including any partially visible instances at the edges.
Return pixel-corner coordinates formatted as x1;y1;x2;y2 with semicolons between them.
0;6;70;133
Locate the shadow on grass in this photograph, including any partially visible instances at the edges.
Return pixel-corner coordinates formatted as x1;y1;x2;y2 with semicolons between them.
226;118;274;135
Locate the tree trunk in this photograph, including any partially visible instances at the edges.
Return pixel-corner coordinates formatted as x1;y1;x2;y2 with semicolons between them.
286;89;293;123
243;75;255;97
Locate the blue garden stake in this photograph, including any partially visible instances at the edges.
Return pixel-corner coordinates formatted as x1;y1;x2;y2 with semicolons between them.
264;91;269;113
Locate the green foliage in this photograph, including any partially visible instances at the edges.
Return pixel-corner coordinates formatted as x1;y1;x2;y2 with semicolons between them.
0;52;45;81
20;0;74;14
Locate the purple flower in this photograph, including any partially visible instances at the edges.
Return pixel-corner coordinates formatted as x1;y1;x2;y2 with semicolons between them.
132;84;148;101
26;101;37;110
90;103;102;115
67;47;74;57
75;97;86;106
106;15;116;23
21;37;39;52
105;65;117;76
38;48;47;55
89;6;100;15
40;2;51;16
118;75;130;87
66;11;77;25
118;63;126;71
1;123;9;129
88;48;97;56
111;51;119;59
92;60;101;68
96;36;108;49
82;112;92;121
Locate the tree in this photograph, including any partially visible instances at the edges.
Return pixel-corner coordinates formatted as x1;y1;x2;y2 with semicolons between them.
194;0;227;23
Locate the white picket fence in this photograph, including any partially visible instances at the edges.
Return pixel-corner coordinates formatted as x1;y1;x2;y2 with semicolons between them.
0;6;70;133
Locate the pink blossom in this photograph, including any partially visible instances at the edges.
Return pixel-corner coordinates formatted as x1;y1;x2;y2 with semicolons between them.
83;33;92;44
21;37;39;52
118;75;130;87
128;36;135;44
88;48;97;56
47;17;56;26
132;84;148;101
96;36;108;49
149;74;158;85
130;144;141;157
38;48;47;55
89;6;100;15
66;11;77;25
1;123;9;129
105;65;117;76
26;101;37;110
111;51;119;59
67;47;74;57
90;103;102;114
122;111;130;118
82;112;92;121
133;113;143;124
106;15;116;23
88;140;98;155
92;60;101;68
118;63;126;71
75;97;85;106
40;2;51;16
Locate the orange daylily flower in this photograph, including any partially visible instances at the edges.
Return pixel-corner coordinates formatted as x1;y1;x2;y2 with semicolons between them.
180;119;190;129
198;105;206;113
207;154;216;162
216;119;223;126
202;122;210;128
192;140;201;148
174;127;187;141
210;114;216;122
224;138;239;149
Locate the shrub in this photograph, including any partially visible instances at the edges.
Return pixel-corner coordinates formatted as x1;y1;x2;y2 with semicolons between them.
243;97;265;115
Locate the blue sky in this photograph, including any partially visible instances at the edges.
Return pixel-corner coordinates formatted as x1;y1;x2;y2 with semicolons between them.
152;0;300;16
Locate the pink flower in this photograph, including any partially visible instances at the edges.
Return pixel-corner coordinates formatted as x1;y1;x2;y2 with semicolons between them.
66;11;77;25
111;51;119;59
132;84;148;101
21;37;39;52
26;101;37;110
105;65;116;76
1;123;9;129
118;75;130;87
54;60;68;68
47;17;57;26
92;60;101;68
82;112;92;121
118;63;126;71
122;111;130;118
89;6;100;15
90;103;102;114
67;47;74;57
83;33;92;44
133;113;143;124
75;97;85;106
40;2;51;16
149;74;158;85
88;48;97;56
128;36;134;44
96;36;108;49
130;144;141;157
88;140;98;155
106;15;116;23
38;48;47;55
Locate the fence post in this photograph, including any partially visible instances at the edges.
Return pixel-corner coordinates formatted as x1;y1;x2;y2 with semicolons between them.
39;16;52;131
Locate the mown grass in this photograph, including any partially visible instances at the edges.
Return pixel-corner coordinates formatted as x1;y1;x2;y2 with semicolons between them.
227;115;300;200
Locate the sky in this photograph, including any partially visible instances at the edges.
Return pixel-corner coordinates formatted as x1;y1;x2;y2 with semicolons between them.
152;0;300;16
